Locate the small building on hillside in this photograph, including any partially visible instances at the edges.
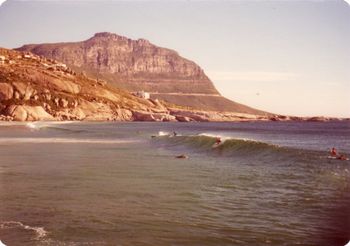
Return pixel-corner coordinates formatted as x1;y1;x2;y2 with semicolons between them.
133;91;150;99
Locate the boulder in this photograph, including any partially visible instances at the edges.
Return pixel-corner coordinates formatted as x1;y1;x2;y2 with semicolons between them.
170;110;210;122
12;82;36;100
0;115;13;121
132;111;176;122
69;108;86;120
44;93;51;101
14;91;20;99
55;108;84;121
157;114;176;122
5;105;54;121
132;111;156;121
59;98;69;108
115;108;133;121
307;116;329;122
54;98;59;106
0;83;13;100
175;115;192;122
77;100;115;121
269;116;280;121
49;78;81;94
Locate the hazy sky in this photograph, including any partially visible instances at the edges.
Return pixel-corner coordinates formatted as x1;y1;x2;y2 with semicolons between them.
0;0;349;117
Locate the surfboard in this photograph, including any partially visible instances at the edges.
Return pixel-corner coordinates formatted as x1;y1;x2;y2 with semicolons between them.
327;156;349;161
212;142;223;148
327;156;337;159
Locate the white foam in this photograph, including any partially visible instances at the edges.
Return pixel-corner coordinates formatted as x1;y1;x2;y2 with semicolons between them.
0;121;74;128
26;122;38;129
0;138;139;144
26;122;37;128
198;133;232;142
0;240;6;246
0;221;47;240
198;132;261;142
158;131;170;136
26;121;75;130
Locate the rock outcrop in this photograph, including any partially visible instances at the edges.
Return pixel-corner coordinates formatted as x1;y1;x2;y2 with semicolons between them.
132;111;177;122
0;47;160;121
5;105;54;121
0;83;13;100
17;32;267;115
1;47;268;122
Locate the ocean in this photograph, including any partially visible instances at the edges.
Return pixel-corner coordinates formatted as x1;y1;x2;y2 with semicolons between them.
0;121;349;246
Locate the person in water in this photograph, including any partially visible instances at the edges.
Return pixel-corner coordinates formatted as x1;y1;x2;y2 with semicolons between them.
215;137;222;144
173;131;177;137
337;154;348;161
330;147;337;156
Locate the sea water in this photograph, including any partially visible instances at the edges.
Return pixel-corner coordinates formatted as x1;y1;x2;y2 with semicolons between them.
0;121;349;245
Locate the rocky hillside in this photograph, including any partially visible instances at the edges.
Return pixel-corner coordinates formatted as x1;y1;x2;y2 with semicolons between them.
17;32;267;115
0;47;164;121
0;47;269;122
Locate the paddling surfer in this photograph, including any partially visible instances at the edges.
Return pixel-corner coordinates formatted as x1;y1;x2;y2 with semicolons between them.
329;147;348;161
337;154;347;161
330;147;337;157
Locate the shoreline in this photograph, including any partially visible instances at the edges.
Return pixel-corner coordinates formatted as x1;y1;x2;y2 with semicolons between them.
0;115;348;123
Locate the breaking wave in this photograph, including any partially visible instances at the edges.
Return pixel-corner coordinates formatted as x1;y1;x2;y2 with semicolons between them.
153;133;328;163
25;121;84;133
0;221;106;245
0;221;47;240
0;121;81;133
156;133;277;150
158;131;171;136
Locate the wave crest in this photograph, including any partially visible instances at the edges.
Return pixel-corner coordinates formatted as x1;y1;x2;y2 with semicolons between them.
154;133;283;156
0;221;47;240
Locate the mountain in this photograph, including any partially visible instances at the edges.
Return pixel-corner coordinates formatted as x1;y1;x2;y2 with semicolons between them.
17;32;267;115
0;47;270;122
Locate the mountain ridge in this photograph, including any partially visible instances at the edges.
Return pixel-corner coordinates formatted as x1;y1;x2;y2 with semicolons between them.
17;32;267;115
1;47;274;122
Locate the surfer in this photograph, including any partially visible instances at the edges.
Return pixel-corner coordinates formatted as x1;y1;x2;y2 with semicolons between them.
173;131;177;137
337;154;348;161
175;154;188;159
212;137;222;148
330;147;337;157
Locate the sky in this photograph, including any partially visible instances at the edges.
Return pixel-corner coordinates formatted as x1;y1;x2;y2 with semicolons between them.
0;0;349;117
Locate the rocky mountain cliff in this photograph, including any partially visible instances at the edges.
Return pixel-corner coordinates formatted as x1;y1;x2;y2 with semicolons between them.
0;47;269;122
17;32;266;115
0;48;153;121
